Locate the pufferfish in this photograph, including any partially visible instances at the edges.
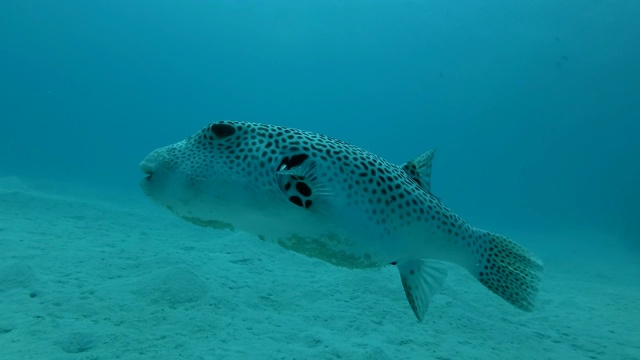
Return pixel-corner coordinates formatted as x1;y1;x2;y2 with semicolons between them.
139;120;543;321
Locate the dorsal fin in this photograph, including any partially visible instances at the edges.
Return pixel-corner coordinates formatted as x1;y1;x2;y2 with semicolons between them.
401;149;436;196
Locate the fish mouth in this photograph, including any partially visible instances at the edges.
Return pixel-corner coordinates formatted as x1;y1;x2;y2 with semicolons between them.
140;162;154;181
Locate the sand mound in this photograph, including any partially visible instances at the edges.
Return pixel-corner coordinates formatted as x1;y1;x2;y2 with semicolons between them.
133;265;210;308
0;176;30;194
0;262;40;295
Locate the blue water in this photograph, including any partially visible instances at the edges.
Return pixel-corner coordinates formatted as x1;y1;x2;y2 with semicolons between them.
1;1;639;358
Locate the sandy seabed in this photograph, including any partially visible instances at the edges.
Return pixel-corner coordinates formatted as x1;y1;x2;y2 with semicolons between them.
0;176;638;360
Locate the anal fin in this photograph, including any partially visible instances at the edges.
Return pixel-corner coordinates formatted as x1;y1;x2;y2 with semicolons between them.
397;259;448;322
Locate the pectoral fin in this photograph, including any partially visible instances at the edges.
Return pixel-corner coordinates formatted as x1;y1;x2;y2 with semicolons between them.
276;155;331;209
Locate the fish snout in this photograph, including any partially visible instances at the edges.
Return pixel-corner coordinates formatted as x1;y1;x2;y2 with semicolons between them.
140;161;154;181
140;148;167;182
139;147;178;198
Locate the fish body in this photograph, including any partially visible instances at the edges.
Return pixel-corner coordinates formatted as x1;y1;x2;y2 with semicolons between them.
140;121;543;321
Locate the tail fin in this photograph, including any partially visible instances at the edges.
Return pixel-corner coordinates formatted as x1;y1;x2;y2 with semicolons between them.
472;231;543;311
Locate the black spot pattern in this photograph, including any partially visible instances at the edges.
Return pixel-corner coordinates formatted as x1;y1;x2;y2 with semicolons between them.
289;196;303;207
402;163;422;187
296;182;312;197
475;232;543;311
145;119;543;316
282;177;313;209
169;120;476;238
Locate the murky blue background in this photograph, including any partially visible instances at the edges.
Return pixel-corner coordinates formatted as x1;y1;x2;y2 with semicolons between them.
1;0;639;250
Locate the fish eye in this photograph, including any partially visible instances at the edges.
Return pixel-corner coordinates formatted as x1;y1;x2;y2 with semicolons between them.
210;123;236;138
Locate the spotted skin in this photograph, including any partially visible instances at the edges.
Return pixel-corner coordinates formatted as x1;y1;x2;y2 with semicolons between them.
140;120;543;320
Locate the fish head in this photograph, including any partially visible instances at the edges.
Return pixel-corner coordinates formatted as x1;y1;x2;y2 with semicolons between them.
139;121;273;219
